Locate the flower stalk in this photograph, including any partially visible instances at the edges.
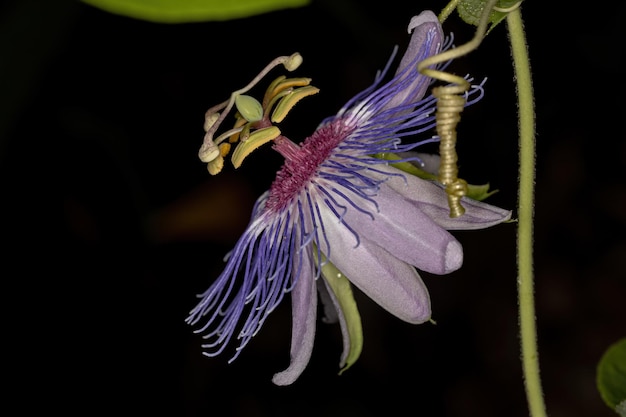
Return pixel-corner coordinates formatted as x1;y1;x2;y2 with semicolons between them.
506;5;547;417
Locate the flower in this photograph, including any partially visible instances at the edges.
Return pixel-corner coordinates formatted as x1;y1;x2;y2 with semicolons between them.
186;10;512;385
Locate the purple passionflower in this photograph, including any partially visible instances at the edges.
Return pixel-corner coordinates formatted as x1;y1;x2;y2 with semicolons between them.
187;10;511;385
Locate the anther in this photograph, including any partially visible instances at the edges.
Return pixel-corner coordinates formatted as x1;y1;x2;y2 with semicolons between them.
271;85;320;123
231;126;281;169
268;77;312;99
218;142;231;157
207;154;224;175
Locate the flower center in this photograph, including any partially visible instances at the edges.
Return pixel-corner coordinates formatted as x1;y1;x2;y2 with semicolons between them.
266;119;355;211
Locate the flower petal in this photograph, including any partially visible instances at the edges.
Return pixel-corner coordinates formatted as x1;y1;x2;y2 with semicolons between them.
319;207;431;324
341;178;465;275
272;251;317;386
383;10;443;110
371;164;513;229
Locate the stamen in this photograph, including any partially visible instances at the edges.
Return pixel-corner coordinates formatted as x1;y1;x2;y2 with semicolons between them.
271;85;320;123
207;154;224;175
199;53;302;164
263;88;294;119
229;116;248;143
231;126;281;168
264;75;287;105
268;77;313;99
218;143;231;157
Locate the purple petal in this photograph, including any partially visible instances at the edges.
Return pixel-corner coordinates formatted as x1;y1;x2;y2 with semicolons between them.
341;179;464;275
383;10;443;110
271;251;317;386
320;207;431;324
371;164;513;229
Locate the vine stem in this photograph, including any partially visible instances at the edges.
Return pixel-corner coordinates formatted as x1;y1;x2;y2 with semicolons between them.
506;7;547;417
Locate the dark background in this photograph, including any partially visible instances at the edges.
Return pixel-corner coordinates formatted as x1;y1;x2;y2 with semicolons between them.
3;0;625;416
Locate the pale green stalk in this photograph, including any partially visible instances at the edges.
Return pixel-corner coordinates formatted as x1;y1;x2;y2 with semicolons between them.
506;7;547;417
438;0;462;23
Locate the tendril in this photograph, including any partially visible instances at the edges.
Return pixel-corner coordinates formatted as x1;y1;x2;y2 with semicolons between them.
417;0;499;217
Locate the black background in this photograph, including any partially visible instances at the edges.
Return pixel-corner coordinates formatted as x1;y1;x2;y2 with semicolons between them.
3;0;625;416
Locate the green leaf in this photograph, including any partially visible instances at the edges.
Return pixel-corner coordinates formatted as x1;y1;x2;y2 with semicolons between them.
81;0;311;23
597;337;626;414
320;259;363;374
457;0;523;34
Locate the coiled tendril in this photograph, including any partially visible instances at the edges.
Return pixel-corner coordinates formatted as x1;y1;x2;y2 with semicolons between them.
432;79;470;218
417;0;500;217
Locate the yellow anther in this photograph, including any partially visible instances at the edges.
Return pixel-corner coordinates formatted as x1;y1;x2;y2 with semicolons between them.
264;88;294;119
269;77;312;99
231;126;281;169
228;116;248;143
263;75;287;101
265;75;286;99
262;76;312;111
207;154;224;175
218;142;231;157
271;85;320;123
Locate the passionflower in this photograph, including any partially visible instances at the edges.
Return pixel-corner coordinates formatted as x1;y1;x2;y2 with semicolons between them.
186;10;511;385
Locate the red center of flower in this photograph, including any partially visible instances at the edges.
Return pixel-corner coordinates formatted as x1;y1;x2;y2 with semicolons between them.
265;119;355;211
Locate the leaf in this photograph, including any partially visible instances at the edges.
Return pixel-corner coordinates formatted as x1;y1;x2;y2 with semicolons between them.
81;0;311;23
597;338;626;414
456;0;523;34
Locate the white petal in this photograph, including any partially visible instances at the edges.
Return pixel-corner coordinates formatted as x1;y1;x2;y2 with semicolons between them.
272;251;317;386
371;164;513;229
319;206;431;324
341;180;464;275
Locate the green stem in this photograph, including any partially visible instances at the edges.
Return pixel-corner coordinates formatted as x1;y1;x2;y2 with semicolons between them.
506;8;547;417
438;0;461;23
